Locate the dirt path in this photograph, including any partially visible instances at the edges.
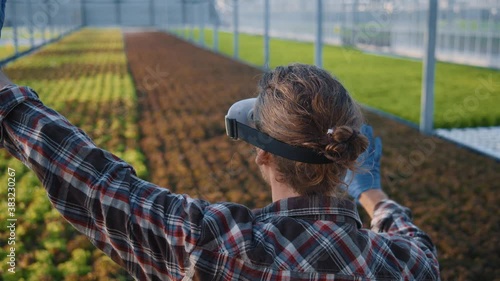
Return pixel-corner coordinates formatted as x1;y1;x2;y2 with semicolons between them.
123;31;500;280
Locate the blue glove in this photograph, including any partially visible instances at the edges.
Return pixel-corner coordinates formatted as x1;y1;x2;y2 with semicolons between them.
344;125;382;201
0;0;5;39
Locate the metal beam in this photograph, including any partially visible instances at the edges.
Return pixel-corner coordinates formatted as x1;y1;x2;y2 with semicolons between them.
233;0;239;59
315;0;323;68
116;0;121;25
264;0;270;69
420;0;438;134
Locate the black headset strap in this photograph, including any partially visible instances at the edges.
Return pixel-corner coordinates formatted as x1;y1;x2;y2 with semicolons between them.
231;120;333;164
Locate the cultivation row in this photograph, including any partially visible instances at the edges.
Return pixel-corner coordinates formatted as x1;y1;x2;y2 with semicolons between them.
125;32;500;281
0;29;139;280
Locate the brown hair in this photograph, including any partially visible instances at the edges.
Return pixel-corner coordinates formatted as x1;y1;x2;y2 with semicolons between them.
254;64;368;196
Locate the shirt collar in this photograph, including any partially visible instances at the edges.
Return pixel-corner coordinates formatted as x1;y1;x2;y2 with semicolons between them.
253;195;362;228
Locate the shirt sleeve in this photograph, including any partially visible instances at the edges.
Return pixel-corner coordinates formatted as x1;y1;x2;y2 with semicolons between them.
0;85;210;280
371;199;440;280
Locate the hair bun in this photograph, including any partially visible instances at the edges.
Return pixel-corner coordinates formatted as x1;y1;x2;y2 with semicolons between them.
324;126;368;164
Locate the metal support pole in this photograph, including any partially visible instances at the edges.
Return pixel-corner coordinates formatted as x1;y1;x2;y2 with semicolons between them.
214;19;219;51
11;2;19;55
41;0;47;44
264;0;270;69
116;0;121;25
57;7;61;38
52;3;57;37
445;0;453;51
352;0;358;45
51;2;56;39
233;0;239;59
166;0;171;31
452;2;459;53
199;3;205;46
27;0;35;48
420;0;438;134
150;0;155;26
81;0;86;27
464;5;471;54
55;4;60;38
182;0;186;38
189;4;194;41
45;0;52;39
486;7;494;61
315;0;323;68
213;0;219;51
341;0;346;46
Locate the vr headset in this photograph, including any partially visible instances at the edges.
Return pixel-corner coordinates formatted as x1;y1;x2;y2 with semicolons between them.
225;98;333;164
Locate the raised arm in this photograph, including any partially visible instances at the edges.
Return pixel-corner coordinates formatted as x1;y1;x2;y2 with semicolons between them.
0;75;211;279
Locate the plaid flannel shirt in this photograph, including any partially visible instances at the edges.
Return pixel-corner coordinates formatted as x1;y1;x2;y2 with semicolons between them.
0;86;440;281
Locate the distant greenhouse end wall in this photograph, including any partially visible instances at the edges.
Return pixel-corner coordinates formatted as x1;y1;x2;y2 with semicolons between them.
82;0;216;27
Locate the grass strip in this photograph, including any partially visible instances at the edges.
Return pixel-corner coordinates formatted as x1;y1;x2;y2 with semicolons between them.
175;28;500;129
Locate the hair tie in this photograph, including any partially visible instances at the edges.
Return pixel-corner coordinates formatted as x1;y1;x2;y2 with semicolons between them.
326;127;336;136
326;127;358;144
